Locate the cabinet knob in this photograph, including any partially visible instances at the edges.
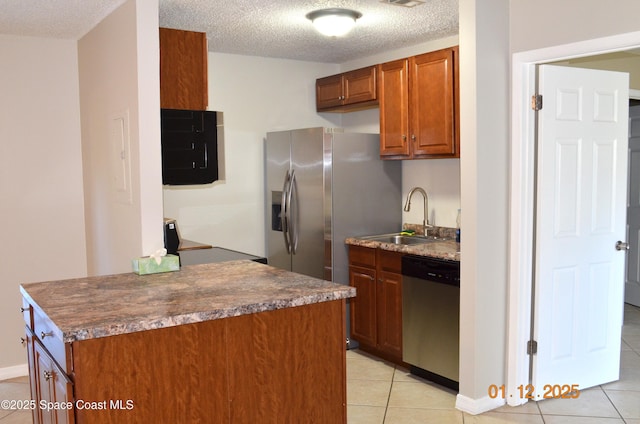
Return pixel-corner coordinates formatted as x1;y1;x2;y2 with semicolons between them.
20;307;27;313
402;135;407;141
43;370;53;381
411;134;416;140
20;337;26;347
40;331;53;340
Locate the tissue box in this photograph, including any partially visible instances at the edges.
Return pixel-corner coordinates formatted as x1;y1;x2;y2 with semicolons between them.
132;254;180;275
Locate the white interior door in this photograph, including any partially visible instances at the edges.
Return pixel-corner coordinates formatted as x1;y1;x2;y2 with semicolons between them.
626;105;640;307
532;65;629;395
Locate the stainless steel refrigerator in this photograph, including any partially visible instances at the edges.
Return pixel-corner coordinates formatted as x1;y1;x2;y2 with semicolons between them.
265;127;402;286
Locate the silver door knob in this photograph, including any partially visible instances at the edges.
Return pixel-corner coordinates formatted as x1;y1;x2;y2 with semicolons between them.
615;241;630;251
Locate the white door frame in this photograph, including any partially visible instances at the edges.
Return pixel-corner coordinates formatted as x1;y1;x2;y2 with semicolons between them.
507;31;640;406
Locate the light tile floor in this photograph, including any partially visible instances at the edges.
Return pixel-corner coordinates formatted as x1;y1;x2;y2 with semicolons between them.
347;302;640;424
1;303;639;423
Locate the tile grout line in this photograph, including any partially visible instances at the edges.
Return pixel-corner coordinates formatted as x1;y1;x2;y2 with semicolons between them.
535;397;547;423
600;384;628;422
381;366;397;424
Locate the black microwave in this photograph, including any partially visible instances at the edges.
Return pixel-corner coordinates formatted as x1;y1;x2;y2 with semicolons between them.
160;109;222;185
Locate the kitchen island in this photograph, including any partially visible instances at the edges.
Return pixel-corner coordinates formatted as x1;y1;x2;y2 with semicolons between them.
20;260;355;424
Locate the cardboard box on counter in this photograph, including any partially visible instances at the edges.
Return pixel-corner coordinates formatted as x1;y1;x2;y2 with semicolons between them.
132;254;180;275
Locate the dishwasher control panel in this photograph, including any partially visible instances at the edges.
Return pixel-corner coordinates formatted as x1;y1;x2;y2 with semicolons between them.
401;255;460;286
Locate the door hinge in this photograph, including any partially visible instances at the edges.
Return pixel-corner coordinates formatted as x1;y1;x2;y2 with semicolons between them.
527;340;538;355
531;94;543;111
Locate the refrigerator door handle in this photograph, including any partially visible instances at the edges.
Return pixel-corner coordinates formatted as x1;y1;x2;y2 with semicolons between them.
281;170;292;254
289;170;299;254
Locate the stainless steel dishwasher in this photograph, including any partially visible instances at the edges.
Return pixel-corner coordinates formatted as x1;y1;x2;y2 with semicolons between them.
402;254;460;391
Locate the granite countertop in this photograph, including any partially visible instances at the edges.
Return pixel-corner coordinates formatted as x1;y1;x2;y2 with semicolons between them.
345;235;460;262
20;261;355;343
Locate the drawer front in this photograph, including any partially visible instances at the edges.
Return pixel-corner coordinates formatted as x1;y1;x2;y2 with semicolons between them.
32;307;68;374
21;298;33;329
349;245;376;268
377;249;402;274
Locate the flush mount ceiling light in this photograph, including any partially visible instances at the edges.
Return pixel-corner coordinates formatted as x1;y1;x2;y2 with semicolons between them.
380;0;426;7
305;8;362;37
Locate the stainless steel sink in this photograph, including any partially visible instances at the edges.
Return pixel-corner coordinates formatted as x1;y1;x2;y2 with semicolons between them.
360;233;441;246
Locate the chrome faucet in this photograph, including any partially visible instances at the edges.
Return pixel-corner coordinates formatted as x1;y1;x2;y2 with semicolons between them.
403;187;432;236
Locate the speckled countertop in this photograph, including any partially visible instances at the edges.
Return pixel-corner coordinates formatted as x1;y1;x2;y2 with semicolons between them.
345;226;460;262
20;260;355;343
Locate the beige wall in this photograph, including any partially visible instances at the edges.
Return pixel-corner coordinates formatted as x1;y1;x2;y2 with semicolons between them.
456;0;510;409
1;0;163;373
553;52;640;90
79;0;163;275
163;54;339;256
510;0;640;54
0;35;87;372
134;0;164;258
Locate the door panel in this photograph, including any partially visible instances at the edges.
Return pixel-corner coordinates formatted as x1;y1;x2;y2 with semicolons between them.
626;105;640;306
265;131;292;271
290;128;324;279
349;266;377;347
533;65;628;394
411;49;455;156
379;60;410;157
553;139;581;236
592;140;616;233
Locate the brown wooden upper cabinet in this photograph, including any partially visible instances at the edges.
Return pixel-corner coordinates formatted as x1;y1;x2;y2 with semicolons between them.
316;66;378;112
160;27;208;110
379;46;459;159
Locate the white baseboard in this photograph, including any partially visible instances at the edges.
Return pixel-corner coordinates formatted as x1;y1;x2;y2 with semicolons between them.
455;393;505;415
0;363;29;381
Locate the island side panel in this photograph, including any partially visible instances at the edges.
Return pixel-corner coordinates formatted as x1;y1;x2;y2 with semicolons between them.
227;299;347;424
71;318;229;423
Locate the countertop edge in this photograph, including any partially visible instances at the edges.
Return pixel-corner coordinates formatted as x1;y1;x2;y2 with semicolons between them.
345;237;460;262
62;291;354;343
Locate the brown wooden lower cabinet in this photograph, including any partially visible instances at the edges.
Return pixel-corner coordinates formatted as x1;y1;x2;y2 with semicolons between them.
25;327;75;424
24;300;347;423
348;245;404;364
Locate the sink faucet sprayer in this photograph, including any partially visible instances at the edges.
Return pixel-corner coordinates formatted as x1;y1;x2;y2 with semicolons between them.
403;187;432;236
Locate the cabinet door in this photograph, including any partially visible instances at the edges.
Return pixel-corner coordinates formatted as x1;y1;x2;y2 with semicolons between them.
379;60;410;158
410;49;456;157
160;109;219;185
159;27;208;110
349;265;377;347
33;340;74;424
343;66;377;105
24;328;39;424
376;251;403;360
316;74;344;110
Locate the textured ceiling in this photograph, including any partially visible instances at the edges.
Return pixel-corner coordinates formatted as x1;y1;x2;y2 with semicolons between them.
0;0;129;39
0;0;459;63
